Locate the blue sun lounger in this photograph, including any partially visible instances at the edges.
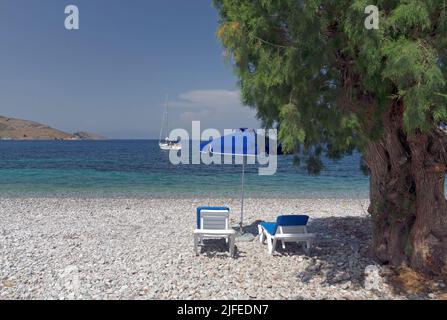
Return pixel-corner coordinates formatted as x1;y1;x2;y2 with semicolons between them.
194;206;236;257
258;215;316;255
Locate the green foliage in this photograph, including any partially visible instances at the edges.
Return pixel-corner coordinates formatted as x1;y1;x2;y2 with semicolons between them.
388;1;431;34
278;103;305;153
214;0;447;174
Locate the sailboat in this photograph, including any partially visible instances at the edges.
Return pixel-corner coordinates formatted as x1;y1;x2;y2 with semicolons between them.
159;95;182;151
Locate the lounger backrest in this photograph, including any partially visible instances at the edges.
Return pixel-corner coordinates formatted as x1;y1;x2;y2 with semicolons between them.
200;210;229;230
276;215;309;235
278;225;307;234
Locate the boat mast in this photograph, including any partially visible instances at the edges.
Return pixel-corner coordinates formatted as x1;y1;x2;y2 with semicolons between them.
159;94;169;143
165;94;169;140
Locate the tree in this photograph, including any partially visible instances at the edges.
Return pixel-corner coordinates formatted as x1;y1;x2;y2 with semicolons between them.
214;0;447;276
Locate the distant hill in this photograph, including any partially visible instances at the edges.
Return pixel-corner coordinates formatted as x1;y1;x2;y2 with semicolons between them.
0;115;107;141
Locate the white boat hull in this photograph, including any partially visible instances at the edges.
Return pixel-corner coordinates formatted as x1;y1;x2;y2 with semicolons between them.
159;142;182;151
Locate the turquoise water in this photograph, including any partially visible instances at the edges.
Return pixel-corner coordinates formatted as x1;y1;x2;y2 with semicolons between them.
0;140;370;198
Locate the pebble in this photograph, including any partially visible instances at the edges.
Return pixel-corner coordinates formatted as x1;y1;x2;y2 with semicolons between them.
0;197;422;300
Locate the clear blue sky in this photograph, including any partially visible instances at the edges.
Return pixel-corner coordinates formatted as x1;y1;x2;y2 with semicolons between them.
0;0;259;138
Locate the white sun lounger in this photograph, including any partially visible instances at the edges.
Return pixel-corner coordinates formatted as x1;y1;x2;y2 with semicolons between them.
258;215;316;255
194;209;236;257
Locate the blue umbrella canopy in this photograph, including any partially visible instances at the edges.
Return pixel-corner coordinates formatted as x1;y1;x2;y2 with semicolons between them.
200;128;268;156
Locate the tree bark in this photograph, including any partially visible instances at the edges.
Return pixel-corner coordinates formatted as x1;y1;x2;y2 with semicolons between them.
364;100;447;277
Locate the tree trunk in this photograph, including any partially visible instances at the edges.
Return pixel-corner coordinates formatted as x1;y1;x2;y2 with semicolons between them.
364;100;447;277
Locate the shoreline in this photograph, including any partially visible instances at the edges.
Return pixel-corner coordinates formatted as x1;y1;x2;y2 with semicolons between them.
0;193;371;200
0;197;440;300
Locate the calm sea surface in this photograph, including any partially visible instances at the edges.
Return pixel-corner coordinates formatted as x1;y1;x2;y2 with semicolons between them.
0;140;370;198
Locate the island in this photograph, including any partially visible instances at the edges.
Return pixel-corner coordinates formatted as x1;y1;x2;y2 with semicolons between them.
0;115;107;140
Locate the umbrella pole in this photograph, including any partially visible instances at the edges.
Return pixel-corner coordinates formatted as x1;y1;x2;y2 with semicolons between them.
240;161;245;232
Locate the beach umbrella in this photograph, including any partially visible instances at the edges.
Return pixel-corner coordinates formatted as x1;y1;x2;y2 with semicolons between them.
200;128;268;232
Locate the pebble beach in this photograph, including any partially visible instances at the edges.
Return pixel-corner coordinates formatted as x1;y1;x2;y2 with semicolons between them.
0;197;444;300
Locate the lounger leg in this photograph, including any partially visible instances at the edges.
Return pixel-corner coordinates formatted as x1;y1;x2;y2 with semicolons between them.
258;225;265;244
194;234;199;256
281;240;286;250
229;235;235;257
271;238;278;255
305;240;312;255
266;235;273;254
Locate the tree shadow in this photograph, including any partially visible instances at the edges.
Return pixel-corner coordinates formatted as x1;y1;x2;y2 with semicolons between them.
240;220;262;236
253;215;443;298
294;216;446;298
239;216;375;290
284;216;376;291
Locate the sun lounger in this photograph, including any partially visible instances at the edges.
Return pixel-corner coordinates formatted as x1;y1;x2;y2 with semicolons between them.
258;215;316;255
194;207;236;257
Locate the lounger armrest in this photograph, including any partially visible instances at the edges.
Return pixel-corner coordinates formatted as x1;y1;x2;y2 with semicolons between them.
194;229;237;235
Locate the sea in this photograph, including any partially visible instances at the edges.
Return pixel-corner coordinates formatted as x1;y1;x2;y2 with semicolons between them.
0;140;370;198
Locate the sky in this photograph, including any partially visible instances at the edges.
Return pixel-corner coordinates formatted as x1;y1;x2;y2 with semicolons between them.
0;0;260;139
